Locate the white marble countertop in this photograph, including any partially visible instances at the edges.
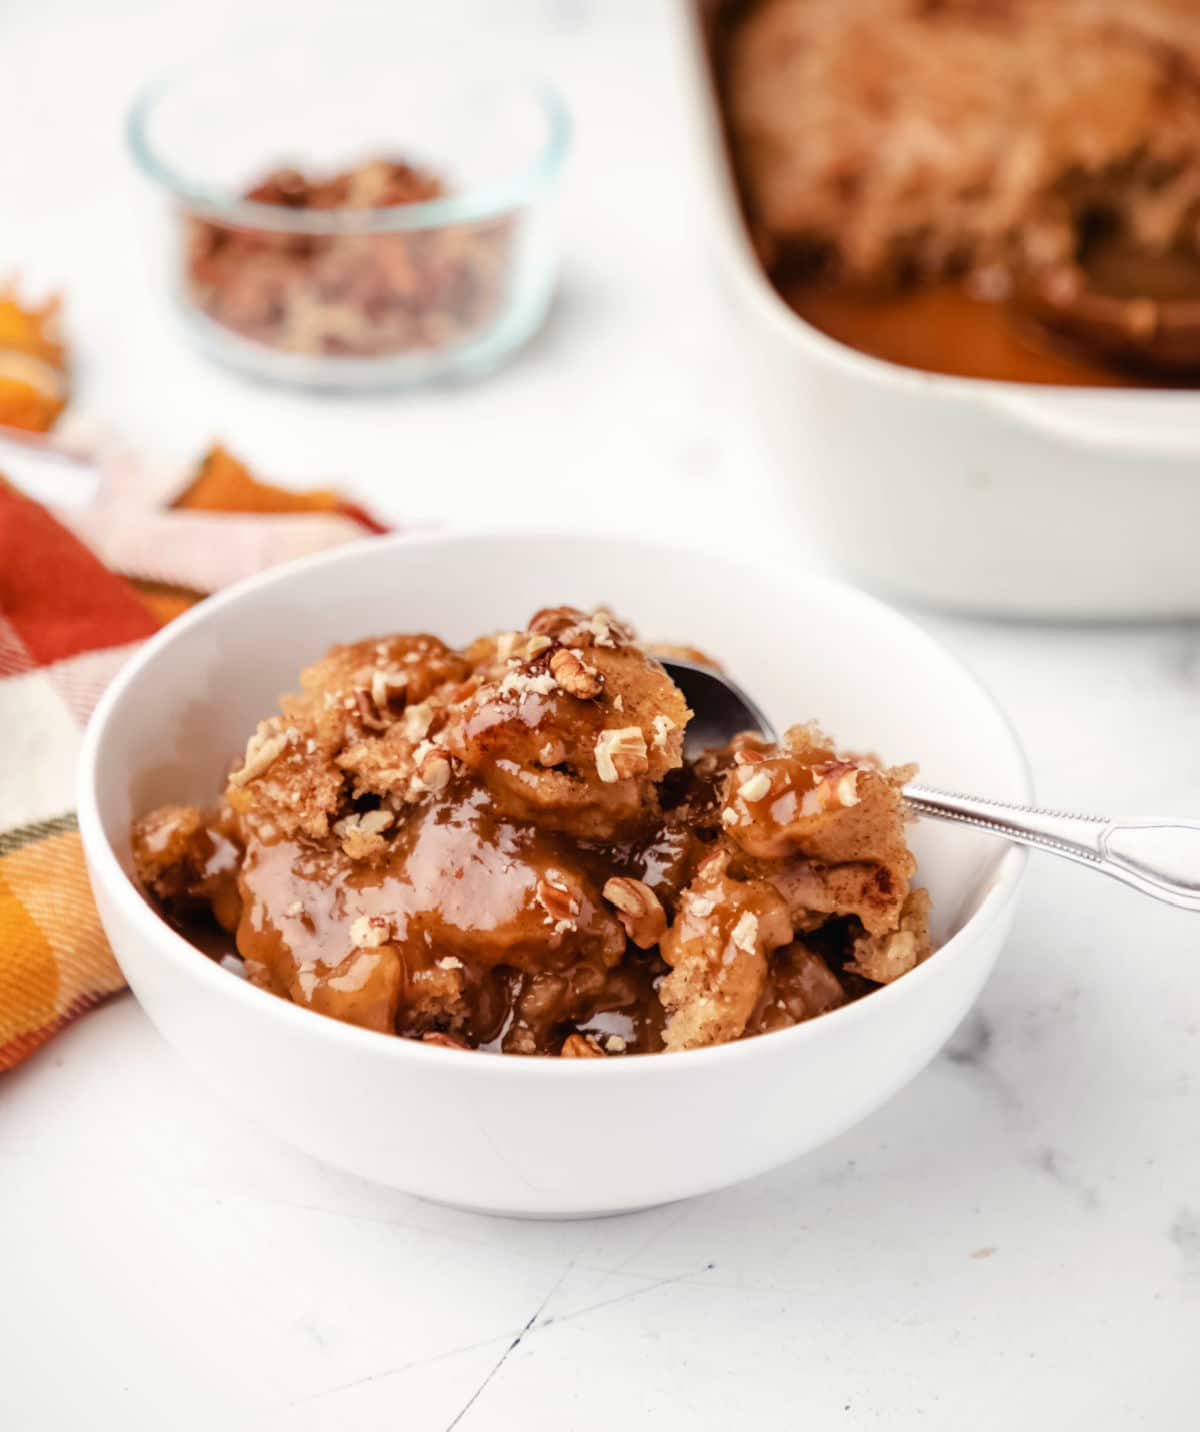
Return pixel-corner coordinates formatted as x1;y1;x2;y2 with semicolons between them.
2;2;1198;1429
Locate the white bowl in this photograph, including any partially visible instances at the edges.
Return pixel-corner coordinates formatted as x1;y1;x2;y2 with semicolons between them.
78;531;1029;1217
675;0;1200;618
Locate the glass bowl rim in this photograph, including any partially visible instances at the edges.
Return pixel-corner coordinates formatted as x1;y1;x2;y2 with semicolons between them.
126;59;570;233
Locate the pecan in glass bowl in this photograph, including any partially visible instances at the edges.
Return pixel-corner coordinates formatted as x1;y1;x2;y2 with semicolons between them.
127;43;568;389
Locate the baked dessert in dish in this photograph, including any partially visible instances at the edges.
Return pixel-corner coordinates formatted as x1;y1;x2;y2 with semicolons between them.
184;156;513;359
132;608;930;1056
723;0;1200;384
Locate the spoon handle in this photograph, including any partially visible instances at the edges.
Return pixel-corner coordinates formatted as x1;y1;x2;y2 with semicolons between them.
903;783;1200;912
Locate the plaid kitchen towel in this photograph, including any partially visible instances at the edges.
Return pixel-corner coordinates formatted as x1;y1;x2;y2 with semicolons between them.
0;448;384;1070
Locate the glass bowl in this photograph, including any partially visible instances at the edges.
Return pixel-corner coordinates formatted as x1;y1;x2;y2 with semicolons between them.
127;41;569;388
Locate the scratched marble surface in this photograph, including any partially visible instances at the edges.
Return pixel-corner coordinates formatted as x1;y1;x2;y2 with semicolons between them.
2;2;1199;1429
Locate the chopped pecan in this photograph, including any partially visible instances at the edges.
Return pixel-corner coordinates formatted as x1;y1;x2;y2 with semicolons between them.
497;630;554;662
183;157;513;361
536;875;580;930
731;911;759;954
354;687;390;731
370;668;409;712
650;714;676;751
498;668;558;697
585;609;632;648
549;647;605;699
402;700;435;742
229;725;291;787
422;1031;469;1050
350;913;392;948
528;606;587;638
733;747;767;765
334;809;394;839
333;808;394;859
560;1033;605;1058
801;761;861;815
594;726;649;783
537;737;567;767
737;769;772;803
407;743;452;797
602;876;667;948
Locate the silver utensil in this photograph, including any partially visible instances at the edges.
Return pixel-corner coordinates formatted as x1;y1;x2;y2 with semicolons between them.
662;657;1200;913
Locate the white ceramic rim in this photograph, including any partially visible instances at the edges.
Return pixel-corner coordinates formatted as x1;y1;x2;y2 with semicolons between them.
77;526;1031;1078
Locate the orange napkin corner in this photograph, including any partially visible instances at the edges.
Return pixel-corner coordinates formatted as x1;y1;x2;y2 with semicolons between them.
0;450;385;1069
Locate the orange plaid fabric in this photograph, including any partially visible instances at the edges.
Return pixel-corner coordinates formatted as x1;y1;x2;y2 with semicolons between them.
0;452;383;1070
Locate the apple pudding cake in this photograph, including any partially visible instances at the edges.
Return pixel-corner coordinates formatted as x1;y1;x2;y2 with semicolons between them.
132;607;930;1056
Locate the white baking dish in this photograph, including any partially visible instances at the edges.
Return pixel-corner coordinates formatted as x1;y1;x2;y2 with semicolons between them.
674;0;1200;617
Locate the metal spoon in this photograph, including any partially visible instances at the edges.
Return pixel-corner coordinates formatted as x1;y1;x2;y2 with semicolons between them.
662;657;1200;913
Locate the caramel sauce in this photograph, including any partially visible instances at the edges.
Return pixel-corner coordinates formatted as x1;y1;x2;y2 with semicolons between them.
234;783;661;1050
784;279;1140;388
160;761;894;1057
